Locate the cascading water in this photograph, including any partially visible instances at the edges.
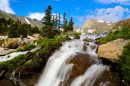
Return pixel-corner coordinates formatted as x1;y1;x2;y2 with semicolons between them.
0;47;39;62
36;34;117;86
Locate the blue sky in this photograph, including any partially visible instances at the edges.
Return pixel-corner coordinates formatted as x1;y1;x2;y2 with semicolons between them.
0;0;130;27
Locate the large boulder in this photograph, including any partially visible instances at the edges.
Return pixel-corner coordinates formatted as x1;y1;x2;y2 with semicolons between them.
64;53;92;86
98;39;130;62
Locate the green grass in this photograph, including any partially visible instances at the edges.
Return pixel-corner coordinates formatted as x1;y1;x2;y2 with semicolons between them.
98;26;130;44
16;44;36;52
118;42;130;86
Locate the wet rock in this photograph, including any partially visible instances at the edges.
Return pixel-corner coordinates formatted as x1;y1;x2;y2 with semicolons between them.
7;55;10;58
64;53;94;86
84;38;95;42
83;45;87;51
90;45;96;50
98;39;130;62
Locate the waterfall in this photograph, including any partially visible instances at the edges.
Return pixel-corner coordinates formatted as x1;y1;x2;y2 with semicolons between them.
36;34;113;86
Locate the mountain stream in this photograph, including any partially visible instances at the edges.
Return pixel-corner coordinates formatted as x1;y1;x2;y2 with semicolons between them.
36;34;119;86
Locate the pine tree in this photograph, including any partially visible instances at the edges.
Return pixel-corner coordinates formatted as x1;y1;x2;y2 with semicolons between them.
55;14;58;28
63;12;68;32
52;15;55;27
68;17;74;31
58;13;61;30
42;5;54;38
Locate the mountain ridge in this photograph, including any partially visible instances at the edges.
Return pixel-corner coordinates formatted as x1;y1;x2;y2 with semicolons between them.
0;10;43;29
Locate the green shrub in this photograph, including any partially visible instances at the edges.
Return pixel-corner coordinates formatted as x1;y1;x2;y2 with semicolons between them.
119;42;130;86
98;26;130;44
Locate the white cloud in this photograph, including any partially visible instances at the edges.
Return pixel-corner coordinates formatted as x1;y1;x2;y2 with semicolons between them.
28;12;63;21
86;6;130;22
0;0;15;14
95;0;130;5
28;12;45;20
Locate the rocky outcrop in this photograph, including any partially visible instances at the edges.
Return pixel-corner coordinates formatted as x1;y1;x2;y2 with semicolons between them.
81;19;117;34
98;39;130;62
2;38;34;49
0;10;43;29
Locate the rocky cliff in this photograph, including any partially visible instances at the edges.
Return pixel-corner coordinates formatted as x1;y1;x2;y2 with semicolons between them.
81;19;118;34
0;10;43;29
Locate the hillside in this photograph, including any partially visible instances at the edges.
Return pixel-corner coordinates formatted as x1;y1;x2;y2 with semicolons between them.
112;18;130;31
0;10;43;29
